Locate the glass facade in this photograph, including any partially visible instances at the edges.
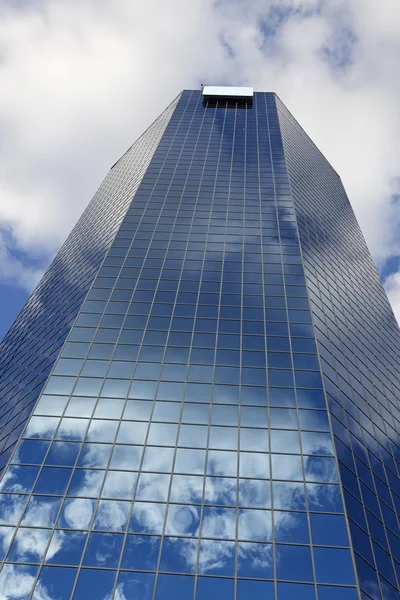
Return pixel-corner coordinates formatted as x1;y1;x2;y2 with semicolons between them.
0;88;397;599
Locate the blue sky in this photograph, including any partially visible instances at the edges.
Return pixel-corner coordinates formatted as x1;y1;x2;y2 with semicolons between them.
1;0;400;340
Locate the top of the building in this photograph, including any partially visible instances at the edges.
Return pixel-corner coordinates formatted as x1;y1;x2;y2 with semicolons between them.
202;85;254;101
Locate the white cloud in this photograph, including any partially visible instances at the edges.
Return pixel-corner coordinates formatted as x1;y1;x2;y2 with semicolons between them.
0;231;42;291
0;564;37;600
383;271;400;325
1;1;400;315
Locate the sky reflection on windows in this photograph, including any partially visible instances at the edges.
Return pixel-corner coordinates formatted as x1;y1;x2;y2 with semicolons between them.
0;91;366;598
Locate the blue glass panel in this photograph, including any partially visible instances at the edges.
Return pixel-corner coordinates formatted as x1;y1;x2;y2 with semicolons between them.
179;425;208;448
296;390;325;409
83;531;124;567
45;442;80;466
306;483;343;512
207;451;237;477
12;440;50;465
310;513;349;546
94;500;130;532
238;508;272;541
272;454;303;480
0;526;14;560
56;418;89;441
240;428;269;451
270;409;297;429
116;572;155;600
77;443;112;468
155;574;194;600
272;481;306;510
72;569;116;600
313;547;356;584
0;466;39;493
32;566;76;600
65;397;96;418
58;498;95;529
299;410;330;431
121;534;161;570
0;494;28;525
117;421;148;444
271;430;300;454
239;452;270;478
67;469;105;497
45;530;87;565
159;537;197;573
198;539;235;575
136;473;169;502
86;421;118;443
21;496;62;527
237;579;274;599
34;467;72;495
269;388;296;407
110;445;142;470
8;527;51;562
317;587;359;600
129;502;166;534
301;432;333;456
165;504;200;536
304;457;338;483
196;577;234;600
201;507;236;539
170;475;203;504
277;582;316;600
274;511;309;543
142;446;175;472
0;564;38;600
276;544;313;582
239;479;271;508
237;542;273;578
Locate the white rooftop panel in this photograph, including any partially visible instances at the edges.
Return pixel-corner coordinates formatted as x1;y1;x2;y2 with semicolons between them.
202;86;254;98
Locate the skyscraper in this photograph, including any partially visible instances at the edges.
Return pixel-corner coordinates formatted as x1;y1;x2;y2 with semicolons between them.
0;86;398;600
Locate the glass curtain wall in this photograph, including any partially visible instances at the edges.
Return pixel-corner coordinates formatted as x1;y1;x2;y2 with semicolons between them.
0;90;373;599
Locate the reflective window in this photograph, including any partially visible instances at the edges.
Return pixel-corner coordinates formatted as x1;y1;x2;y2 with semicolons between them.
198;539;235;575
121;534;161;570
196;576;234;599
276;544;313;581
45;530;87;565
58;498;95;529
22;496;62;527
238;542;274;579
46;442;80;466
159;537;198;573
313;547;356;584
129;502;166;534
83;532;124;567
33;566;77;600
155;574;194;599
117;572;155;600
0;564;38;599
73;569;116;600
8;527;51;562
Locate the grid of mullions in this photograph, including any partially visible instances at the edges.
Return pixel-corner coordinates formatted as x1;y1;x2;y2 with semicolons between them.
277;98;400;599
0;92;358;599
